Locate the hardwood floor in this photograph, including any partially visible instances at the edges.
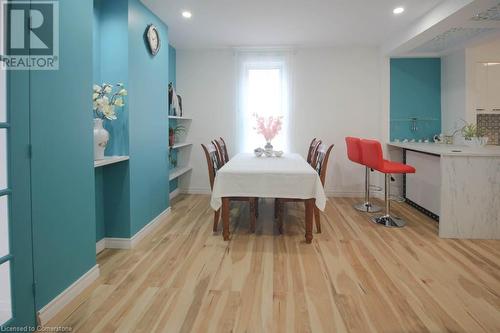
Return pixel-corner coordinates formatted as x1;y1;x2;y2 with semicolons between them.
47;195;500;333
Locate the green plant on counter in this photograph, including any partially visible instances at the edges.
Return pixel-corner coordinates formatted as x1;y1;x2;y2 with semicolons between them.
460;119;484;140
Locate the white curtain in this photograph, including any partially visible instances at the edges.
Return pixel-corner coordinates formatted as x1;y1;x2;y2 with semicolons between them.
236;50;292;152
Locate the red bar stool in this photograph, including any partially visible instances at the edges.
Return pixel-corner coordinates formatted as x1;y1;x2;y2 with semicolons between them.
345;137;381;213
360;139;415;227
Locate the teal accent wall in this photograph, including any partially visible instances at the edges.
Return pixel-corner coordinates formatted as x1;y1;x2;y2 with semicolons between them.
93;0;169;240
94;0;131;240
99;0;129;157
168;45;178;193
7;66;36;326
30;0;96;309
390;58;441;141
128;0;170;235
93;1;101;85
168;45;176;87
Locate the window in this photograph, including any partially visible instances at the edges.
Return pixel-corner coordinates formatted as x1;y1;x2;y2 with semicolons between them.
237;52;291;152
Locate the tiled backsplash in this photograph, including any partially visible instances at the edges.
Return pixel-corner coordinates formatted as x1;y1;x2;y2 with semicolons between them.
477;114;500;145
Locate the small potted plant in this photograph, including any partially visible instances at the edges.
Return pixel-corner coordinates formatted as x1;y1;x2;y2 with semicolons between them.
92;83;127;160
169;125;186;147
461;120;488;147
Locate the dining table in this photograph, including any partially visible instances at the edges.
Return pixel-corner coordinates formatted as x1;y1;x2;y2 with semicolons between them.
210;153;327;243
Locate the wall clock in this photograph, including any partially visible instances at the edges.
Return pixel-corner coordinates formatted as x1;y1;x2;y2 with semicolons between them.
146;24;160;56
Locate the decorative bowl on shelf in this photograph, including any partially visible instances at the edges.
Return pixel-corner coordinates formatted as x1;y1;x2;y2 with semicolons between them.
274;150;284;157
254;148;264;157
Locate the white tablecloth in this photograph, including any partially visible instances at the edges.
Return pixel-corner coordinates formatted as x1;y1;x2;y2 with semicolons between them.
210;153;327;211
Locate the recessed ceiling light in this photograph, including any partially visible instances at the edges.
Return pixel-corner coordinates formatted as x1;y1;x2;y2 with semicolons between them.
393;7;405;14
182;11;192;19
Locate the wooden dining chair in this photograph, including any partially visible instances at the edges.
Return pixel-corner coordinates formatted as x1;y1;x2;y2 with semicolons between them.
212;137;230;166
273;138;322;219
212;137;260;217
201;143;258;233
307;138;322;165
276;143;334;234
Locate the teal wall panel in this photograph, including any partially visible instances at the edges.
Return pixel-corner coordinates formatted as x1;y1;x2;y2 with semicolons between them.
128;0;170;235
94;169;105;241
103;162;131;238
93;0;169;240
390;58;441;141
29;0;96;309
7;68;36;326
99;0;129;157
168;45;176;87
168;44;178;193
93;0;101;85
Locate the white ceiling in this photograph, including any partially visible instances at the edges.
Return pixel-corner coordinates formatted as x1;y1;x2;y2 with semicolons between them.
387;0;500;56
141;0;445;49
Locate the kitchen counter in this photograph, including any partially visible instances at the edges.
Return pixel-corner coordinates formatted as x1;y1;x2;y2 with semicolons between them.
389;142;500;240
388;142;500;157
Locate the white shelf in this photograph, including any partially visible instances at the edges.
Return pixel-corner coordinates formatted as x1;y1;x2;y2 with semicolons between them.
168;116;192;120
170;142;193;149
94;156;129;168
169;165;192;181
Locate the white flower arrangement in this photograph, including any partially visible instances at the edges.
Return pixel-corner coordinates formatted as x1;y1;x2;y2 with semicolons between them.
93;83;128;120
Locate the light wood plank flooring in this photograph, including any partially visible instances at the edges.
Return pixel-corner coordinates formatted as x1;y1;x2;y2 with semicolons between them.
47;195;500;332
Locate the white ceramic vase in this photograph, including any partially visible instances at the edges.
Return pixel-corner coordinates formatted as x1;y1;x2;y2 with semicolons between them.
464;137;489;147
93;118;109;160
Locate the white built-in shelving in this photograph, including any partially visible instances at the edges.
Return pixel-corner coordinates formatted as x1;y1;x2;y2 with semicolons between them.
168;116;192;120
170;142;193;150
169;165;192;181
169;114;193;194
94;156;129;168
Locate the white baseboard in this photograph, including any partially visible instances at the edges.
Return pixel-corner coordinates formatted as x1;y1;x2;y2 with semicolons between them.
324;190;364;198
96;207;172;251
104;237;132;250
38;264;100;326
169;188;180;200
181;187;211;195
96;239;106;254
130;207;171;248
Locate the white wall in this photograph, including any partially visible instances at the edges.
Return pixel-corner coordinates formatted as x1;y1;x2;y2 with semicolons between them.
441;38;500;142
465;38;500;123
177;47;383;196
441;49;467;134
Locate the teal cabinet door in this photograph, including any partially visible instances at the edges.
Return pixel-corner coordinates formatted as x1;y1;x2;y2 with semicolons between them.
0;66;36;327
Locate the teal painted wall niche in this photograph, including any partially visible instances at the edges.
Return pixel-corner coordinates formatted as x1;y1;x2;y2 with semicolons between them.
390;58;441;141
93;0;170;240
94;0;131;240
29;0;96;309
98;0;129;157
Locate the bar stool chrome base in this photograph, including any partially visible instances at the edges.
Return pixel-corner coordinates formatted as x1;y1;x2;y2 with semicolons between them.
371;215;406;228
354;202;382;213
354;167;382;213
371;173;407;228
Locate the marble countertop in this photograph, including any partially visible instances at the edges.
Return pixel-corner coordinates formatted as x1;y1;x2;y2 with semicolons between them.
388;142;500;157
